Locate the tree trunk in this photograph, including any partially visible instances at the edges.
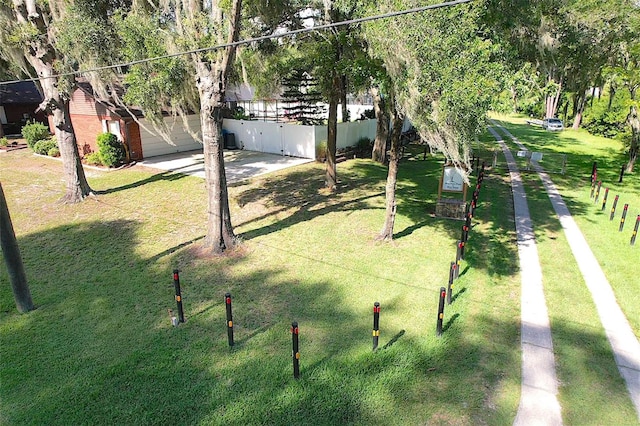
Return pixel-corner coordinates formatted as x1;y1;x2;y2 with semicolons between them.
199;91;236;253
627;104;639;173
0;182;34;313
194;0;241;254
326;73;339;190
572;93;587;130
53;100;93;203
510;85;518;113
608;84;616;110
546;88;561;118
377;108;404;241
562;99;569;123
545;75;562;118
371;86;388;164
340;75;348;123
13;0;92;203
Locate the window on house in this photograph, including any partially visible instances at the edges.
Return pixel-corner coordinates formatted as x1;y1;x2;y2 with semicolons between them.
102;119;122;140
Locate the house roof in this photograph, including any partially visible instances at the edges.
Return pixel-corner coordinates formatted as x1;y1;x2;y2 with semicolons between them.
0;81;43;105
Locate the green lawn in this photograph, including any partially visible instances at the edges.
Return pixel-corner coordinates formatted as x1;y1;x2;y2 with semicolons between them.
1;118;637;425
491;115;640;336
1;147;520;425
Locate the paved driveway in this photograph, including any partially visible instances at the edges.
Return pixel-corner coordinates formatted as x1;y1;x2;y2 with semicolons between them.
138;149;313;183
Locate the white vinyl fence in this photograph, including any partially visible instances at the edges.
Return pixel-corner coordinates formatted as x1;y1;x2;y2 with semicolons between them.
138;115;377;160
223;118;377;159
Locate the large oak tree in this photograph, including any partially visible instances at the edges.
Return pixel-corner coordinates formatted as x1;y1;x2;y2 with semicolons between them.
0;0;92;203
362;0;503;240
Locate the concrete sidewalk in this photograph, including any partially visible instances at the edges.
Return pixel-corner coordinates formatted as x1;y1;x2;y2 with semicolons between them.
494;122;640;422
488;125;563;426
138;149;313;183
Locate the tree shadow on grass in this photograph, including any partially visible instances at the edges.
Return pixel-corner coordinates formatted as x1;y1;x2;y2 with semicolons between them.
0;217;519;424
94;169;190;195
233;164;385;240
0;219;369;424
1;211;636;424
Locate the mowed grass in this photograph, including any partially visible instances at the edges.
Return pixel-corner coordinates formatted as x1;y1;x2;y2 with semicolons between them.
1;147;520;425
488;116;639;424
492;115;640;336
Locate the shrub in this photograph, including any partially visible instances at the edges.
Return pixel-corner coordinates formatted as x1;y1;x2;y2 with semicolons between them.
33;137;58;155
582;93;629;139
316;140;327;161
232;106;249;120
21;121;50;149
84;152;102;165
0;137;8;147
48;146;60;157
359;109;375;120
355;137;372;157
96;132;125;167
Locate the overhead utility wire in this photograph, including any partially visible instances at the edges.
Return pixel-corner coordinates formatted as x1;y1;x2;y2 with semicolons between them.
0;0;475;86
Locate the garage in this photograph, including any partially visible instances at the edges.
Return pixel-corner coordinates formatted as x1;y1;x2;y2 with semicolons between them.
138;115;203;158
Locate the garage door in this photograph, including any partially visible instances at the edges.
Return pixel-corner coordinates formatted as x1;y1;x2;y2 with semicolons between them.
139;115;203;158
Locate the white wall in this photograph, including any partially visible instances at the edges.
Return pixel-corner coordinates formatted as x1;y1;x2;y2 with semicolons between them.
224;118;376;159
282;123;315;158
139;115;377;160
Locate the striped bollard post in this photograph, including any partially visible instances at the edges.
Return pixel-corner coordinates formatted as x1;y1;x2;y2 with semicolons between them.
225;293;234;346
436;287;446;337
610;196;619;221
291;322;300;379
594;181;602;203
631;216;639;246
447;262;455;305
173;269;185;323
455;240;462;279
601;188;609;211
465;213;472;239
619;204;629;232
372;302;380;351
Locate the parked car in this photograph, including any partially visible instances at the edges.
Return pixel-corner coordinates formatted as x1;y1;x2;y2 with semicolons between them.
542;118;564;131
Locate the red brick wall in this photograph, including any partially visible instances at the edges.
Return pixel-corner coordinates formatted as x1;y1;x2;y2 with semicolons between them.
71;114;104;155
40;88;145;161
61;88;133;158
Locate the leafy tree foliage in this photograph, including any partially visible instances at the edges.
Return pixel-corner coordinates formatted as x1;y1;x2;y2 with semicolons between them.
364;0;503;167
60;0;306;253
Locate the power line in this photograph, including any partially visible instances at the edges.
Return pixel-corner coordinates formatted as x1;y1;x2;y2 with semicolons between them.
0;0;475;86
